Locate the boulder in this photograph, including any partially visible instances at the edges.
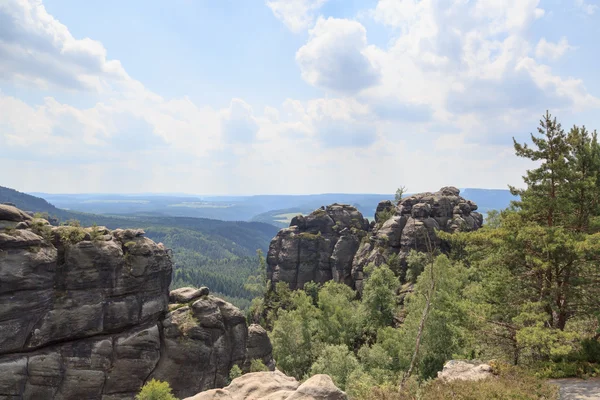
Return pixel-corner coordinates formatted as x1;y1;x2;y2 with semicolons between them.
170;286;210;303
0;204;33;222
437;360;494;382
185;371;347;400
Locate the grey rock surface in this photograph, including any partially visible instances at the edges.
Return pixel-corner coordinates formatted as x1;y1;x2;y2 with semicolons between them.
352;187;483;290
0;207;273;399
267;204;369;290
267;188;483;292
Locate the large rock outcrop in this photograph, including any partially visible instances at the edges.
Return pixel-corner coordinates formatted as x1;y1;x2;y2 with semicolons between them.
185;370;347;400
352;187;483;290
267;188;483;291
266;204;370;290
0;204;273;400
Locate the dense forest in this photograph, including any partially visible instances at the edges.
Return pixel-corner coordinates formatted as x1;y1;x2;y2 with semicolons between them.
244;112;600;399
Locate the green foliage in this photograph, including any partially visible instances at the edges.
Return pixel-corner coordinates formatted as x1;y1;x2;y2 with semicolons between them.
30;219;52;242
135;379;178;400
244;250;269;299
249;359;269;372
33;211;49;219
361;264;398;332
417;364;558;400
309;344;359;390
57;225;86;245
398;255;470;380
270;289;321;378
405;250;428;284
316;282;363;347
89;224;103;241
375;209;394;226
229;364;242;381
394;186;406;203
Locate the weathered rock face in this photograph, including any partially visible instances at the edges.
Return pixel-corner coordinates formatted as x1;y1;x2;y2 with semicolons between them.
0;204;273;400
267;188;483;292
352;187;483;291
267;204;370;290
185;370;347;400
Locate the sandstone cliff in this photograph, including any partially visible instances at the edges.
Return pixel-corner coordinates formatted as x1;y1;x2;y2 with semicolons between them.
266;204;370;290
267;187;483;291
0;204;272;400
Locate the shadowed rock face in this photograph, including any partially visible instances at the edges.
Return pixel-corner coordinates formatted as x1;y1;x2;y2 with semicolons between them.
266;204;370;290
267;188;483;292
0;204;273;400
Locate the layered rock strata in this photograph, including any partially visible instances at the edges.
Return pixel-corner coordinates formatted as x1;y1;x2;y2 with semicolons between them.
0;204;272;400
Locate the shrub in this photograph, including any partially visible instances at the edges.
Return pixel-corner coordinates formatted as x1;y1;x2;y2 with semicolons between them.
58;226;86;245
581;338;600;363
30;219;52;242
309;344;360;390
351;364;559;400
229;364;242;380
250;359;269;372
135;379;177;400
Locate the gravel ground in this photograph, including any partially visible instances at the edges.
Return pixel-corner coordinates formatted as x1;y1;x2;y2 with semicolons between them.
549;378;600;399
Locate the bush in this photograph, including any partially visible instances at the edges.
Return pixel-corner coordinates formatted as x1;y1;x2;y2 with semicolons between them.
229;364;242;381
250;359;269;372
135;379;178;400
351;364;559;400
309;344;360;390
581;338;600;363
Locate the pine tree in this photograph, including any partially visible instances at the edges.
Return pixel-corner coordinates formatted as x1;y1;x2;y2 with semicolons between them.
510;111;571;227
566;125;600;232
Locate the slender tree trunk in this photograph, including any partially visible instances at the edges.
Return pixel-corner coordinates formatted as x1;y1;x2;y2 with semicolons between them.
399;275;435;392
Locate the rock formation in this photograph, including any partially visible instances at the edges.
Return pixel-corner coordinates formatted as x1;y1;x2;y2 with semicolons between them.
0;204;273;400
352;186;483;291
267;204;370;290
437;360;493;382
267;187;483;291
185;370;347;400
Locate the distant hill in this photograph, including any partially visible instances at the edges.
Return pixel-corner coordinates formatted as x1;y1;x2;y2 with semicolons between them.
251;189;516;227
460;188;517;214
30;189;515;226
1;186;65;216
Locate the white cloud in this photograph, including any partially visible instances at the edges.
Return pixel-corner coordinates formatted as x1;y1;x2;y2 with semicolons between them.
535;37;573;61
1;0;599;195
362;0;598;121
296;17;381;93
0;0;129;91
266;0;329;33
575;0;598;15
220;99;260;143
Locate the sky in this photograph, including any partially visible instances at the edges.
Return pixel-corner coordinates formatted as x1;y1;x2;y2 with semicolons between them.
0;0;599;195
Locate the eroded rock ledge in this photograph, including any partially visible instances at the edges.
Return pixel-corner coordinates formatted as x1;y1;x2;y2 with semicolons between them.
0;204;273;400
